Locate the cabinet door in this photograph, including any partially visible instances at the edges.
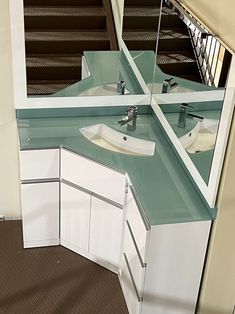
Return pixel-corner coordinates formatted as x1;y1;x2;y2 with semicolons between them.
89;197;123;266
21;182;59;248
60;183;91;253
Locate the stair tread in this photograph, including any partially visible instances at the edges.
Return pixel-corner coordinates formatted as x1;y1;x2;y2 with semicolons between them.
27;80;77;95
24;6;105;17
157;51;196;64
25;31;109;41
26;54;82;67
124;7;176;17
123;28;189;41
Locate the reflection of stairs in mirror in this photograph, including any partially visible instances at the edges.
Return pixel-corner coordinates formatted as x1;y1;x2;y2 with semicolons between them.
24;0;118;96
123;0;201;83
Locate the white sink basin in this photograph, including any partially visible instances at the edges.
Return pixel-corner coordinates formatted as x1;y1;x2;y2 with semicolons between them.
79;84;130;96
150;83;193;94
179;119;219;153
80;123;155;156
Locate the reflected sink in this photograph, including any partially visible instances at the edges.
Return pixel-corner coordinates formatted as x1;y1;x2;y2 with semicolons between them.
80;123;155;156
150;83;193;94
179;119;219;153
79;84;130;96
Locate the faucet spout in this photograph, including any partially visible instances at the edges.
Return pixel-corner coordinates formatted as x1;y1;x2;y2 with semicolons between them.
178;103;203;128
118;105;138;131
162;78;178;93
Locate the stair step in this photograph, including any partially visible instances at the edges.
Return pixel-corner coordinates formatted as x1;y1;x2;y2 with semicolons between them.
26;54;82;80
27;80;78;95
123;30;157;50
24;0;103;6
123;6;184;29
158;28;192;51
157;51;196;64
25;30;110;54
157;51;199;77
24;6;106;29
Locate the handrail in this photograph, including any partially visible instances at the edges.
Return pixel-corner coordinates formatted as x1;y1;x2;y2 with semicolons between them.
165;0;208;36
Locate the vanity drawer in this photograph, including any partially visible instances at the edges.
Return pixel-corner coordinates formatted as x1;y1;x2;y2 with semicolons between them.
126;186;149;264
61;148;126;205
20;149;59;180
123;220;146;296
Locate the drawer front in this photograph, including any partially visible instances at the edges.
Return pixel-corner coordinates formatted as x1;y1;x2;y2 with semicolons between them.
123;220;146;297
20;149;59;180
61;148;126;205
126;187;149;264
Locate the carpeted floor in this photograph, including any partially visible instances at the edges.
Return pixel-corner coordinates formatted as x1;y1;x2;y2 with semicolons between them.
0;220;128;314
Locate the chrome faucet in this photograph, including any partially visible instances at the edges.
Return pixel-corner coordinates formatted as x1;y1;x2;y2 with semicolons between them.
178;103;204;128
117;80;126;95
162;78;178;93
118;105;138;131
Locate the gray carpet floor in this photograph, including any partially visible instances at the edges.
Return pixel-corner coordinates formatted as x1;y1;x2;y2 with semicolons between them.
0;220;128;314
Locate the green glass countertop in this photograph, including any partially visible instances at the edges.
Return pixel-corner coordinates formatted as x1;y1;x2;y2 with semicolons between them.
18;114;213;225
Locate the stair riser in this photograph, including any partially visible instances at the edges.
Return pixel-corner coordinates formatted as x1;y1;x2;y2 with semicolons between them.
25;41;110;54
26;66;81;80
158;62;199;76
125;41;156;50
124;0;162;6
123;15;184;30
24;0;103;6
158;38;193;52
24;16;106;30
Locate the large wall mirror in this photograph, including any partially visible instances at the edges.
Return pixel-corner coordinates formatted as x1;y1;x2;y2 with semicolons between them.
149;0;234;207
10;0;234;207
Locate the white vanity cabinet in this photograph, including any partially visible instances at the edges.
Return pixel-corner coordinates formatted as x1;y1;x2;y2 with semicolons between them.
60;182;91;253
89;197;123;267
119;186;211;314
21;182;59;248
60;148;126;271
20;149;60;248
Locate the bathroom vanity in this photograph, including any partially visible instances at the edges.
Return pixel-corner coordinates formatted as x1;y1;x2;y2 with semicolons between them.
18;112;214;313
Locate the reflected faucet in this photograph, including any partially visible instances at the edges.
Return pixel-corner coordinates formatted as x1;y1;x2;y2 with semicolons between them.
117;80;126;95
118;105;138;131
178;103;204;129
162;78;178;93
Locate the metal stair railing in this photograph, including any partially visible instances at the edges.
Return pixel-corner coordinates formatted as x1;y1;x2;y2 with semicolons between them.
164;0;230;87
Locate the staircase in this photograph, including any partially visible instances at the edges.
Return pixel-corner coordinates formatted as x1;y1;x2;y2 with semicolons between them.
122;0;201;83
24;0;118;96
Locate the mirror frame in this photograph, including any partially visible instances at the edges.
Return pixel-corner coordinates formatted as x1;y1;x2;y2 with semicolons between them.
9;0;151;109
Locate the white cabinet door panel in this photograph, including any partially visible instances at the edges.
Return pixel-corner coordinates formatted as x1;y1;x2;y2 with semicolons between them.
89;197;123;266
20;149;59;180
21;182;59;248
60;183;90;253
61;148;126;205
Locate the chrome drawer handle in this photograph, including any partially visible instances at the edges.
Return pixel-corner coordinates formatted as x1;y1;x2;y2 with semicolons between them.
126;220;147;268
123;253;143;303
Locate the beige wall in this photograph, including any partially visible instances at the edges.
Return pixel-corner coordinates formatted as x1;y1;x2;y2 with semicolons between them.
182;0;235;53
0;0;21;219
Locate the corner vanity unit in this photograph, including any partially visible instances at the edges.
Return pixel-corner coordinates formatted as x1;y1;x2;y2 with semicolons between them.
17;111;215;314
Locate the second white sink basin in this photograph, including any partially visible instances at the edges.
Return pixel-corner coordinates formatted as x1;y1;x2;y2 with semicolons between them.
79;84;130;96
179;119;219;153
80;123;155;156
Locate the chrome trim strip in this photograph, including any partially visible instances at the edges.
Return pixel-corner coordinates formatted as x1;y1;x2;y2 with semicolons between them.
130;185;150;231
126;220;147;268
21;178;60;184
61;179;123;210
123;253;143;303
61;146;126;175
